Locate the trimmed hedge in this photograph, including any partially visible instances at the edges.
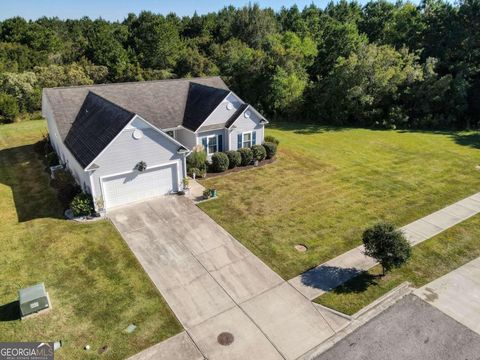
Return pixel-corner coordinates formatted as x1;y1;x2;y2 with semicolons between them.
70;192;94;217
211;152;229;172
225;150;241;169
262;142;277;159
251;144;266;161
238;147;253;166
264;135;280;145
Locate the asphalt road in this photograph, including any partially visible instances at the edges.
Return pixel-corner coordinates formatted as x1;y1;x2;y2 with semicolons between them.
314;294;480;360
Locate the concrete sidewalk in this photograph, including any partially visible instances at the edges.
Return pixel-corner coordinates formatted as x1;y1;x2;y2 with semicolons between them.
290;192;480;300
415;256;480;335
110;196;347;360
127;332;203;360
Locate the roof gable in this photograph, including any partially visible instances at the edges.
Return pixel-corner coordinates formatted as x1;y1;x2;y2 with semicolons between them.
64;92;134;168
182;83;230;131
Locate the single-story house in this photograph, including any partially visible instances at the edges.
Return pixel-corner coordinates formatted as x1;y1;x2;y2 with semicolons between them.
42;76;268;211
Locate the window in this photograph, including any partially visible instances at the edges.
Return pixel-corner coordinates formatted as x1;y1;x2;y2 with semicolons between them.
207;135;217;155
242;132;252;148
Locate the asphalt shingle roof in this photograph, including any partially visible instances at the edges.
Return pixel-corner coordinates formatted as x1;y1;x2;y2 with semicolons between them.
43;76;230;141
64;92;134;168
182;82;230;131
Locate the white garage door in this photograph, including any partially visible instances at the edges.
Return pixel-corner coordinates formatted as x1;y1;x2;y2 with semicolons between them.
102;163;178;209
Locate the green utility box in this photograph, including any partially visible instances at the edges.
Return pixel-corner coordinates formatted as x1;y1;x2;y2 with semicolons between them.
19;283;50;317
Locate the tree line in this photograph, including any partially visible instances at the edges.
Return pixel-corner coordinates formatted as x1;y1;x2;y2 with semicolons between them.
0;0;479;129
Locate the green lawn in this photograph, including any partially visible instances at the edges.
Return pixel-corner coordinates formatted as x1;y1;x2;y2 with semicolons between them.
314;213;480;315
0;121;182;359
199;123;480;279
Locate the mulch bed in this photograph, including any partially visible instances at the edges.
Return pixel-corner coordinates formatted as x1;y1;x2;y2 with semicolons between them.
202;157;276;179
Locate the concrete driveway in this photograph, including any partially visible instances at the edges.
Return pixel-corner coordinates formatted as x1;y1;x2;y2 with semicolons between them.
110;196;344;360
415;256;480;335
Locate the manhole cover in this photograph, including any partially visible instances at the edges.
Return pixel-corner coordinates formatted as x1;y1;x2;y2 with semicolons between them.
294;244;308;252
217;332;234;346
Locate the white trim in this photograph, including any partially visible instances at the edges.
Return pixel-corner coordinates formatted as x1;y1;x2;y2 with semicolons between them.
194;91;232;133
84;114;136;171
241;131;253;149
204;134;219;155
85;114;190;171
227;104;269;130
178;125;196;134
100;160;180;210
162;126;183;132
132;115;190;152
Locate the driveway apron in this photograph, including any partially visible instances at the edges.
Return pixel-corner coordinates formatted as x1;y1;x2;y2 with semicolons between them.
110;196;338;360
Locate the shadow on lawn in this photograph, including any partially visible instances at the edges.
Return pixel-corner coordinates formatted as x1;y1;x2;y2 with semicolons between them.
271;122;348;135
300;265;369;292
330;272;379;295
0;301;20;322
451;132;480;150
0;144;63;222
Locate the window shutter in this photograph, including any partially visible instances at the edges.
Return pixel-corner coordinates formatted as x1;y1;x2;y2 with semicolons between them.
252;131;257;145
201;137;207;152
218;134;223;152
237;133;242;149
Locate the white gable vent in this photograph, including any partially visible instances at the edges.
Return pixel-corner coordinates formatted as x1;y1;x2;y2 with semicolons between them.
244;110;251;118
226;102;233;110
132;129;143;140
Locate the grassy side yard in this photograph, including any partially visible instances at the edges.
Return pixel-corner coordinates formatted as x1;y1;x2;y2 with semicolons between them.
314;213;480;315
199;123;480;279
0;121;182;359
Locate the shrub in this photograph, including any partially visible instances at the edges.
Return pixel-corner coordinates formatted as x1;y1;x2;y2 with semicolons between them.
251;144;267;161
188;167;199;177
0;92;19;123
264;135;279;145
70;192;94;217
238;147;253;166
187;148;207;172
197;168;206;178
211;152;229;172
45;151;59;166
362;222;411;275
262;142;277;159
225;150;241;169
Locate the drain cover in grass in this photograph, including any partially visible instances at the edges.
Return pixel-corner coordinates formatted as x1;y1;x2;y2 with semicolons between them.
294;244;308;252
125;324;137;333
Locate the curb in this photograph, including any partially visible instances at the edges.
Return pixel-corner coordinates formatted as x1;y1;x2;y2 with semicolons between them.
298;282;414;360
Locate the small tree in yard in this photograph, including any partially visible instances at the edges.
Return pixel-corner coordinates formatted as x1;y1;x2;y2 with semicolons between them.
362;222;411;275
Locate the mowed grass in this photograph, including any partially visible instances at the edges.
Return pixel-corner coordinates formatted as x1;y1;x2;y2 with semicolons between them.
314;213;480;315
0;121;182;359
199;123;480;279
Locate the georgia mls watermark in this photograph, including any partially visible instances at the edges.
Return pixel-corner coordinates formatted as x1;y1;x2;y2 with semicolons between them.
0;343;54;360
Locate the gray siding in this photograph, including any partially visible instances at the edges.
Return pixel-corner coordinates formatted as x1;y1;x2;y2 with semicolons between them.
228;108;265;150
176;127;197;149
201;93;243;127
89;116;186;207
196;129;228;155
42;95;91;192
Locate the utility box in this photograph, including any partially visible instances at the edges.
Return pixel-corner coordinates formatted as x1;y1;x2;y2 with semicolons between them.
19;283;50;317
